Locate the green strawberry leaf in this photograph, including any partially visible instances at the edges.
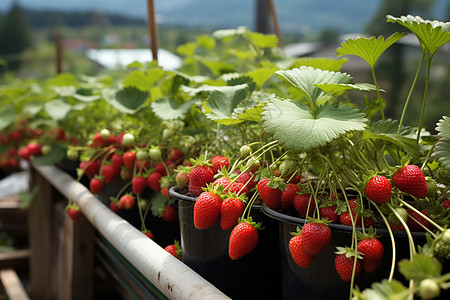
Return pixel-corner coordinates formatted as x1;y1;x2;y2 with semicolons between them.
292;57;348;72
336;32;407;69
361;279;408;300
123;69;164;91
32;143;66;166
151;193;168;217
436;116;450;139
105;87;149;114
398;254;442;281
247;31;279;48
21;101;43;117
434;138;450;169
73;88;101;102
275;67;353;104
386;15;450;56
244;68;278;88
44;99;72;121
151;97;196;120
45;73;77;86
362;132;420;160
235;103;265;123
262;99;367;152
53;85;76;97
203;84;249;124
0;104;15;131
315;82;381;95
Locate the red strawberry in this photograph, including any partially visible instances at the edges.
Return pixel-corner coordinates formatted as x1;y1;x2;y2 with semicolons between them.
281;183;301;210
79;160;99;178
161;187;170;198
18;147;30;161
228;220;259;260
357;237;384;273
293;193;316;218
212;176;231;189
365;175;391;204
289;233;315;268
164;241;181;259
211;155;230;173
111;153;123;173
119;194;135;210
147;171;162;192
123;151;136;170
153;162;167;176
162;205;178;223
101;164;117;184
226;182;249;197
143;230;154;240
237;171;257;190
188;165;215;196
132;176;147;195
407;209;432;232
136;159;151;171
301;221;332;256
339;212;354;226
110;201;120;212
193;190;222;229
257;178;282;210
66;205;80;221
220;197;245;230
89;178;104;194
442;200;450;211
320;206;338;223
335;249;361;282
27;142;42;156
167;148;183;163
393;165;428;198
176;172;188;188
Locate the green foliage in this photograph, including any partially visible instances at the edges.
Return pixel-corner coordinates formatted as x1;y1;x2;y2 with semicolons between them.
434;116;450;169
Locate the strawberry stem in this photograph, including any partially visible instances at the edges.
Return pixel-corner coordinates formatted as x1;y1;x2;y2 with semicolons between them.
399;199;444;232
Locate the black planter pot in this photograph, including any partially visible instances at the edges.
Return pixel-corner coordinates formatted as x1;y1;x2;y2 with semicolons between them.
169;186;281;300
261;205;435;300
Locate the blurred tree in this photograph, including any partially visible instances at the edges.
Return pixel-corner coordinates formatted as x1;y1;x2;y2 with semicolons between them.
364;0;435;120
0;1;31;70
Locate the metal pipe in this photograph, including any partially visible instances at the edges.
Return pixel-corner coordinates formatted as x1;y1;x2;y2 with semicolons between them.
33;165;230;300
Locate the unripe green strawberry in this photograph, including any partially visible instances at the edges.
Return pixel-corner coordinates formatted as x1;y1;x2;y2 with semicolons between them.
433;240;450;259
121;133;135;147
149;146;162;161
365;175;391;204
443;229;450;245
41;144;52;156
239;145;251;158
66;149;78;160
100;129;111;140
136;150;148;161
425;177;437;199
393;165;428;198
419;278;440;300
436;168;450;185
162;129;174;140
279;159;298;177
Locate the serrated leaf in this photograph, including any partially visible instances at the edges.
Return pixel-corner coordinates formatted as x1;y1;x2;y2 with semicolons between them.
235;103;265;123
336;32;407;69
276;66;353;104
435;116;450;139
361;279;408;300
73;88;101;102
316;83;382;95
44;99;72;121
113;87;149;114
262;99;367;152
151;97;195;120
123;68;165;91
151;193;167;216
362;132;420;159
32;143;66;166
0;104;15;131
398;255;442;281
204;84;248;124
387;15;450;56
434;138;450;169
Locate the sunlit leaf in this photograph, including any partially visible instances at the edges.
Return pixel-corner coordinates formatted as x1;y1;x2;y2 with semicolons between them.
235;103;265;123
112;87;149;114
45;73;77;86
276;67;353;104
73;88;101;102
151;97;196;120
21;101;43;116
204;84;248;124
361;279;408;300
398;255;442;281
362;132;420;160
53;85;76;97
387;15;450;55
247;31;278;48
292;57;348;72
44;99;72;121
316;83;381;95
262;99;367;152
336;32;407;68
436;116;450;139
123;68;165;91
244;67;277;88
0;104;15;131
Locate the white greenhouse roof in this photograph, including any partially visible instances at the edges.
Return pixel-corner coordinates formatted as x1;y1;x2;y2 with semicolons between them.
85;48;183;70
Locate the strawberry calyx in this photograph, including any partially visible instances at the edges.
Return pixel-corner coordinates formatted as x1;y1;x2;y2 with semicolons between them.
356;226;379;240
201;182;225;198
305;216;331;227
189;155;212;168
290;225;302;236
335;246;363;259
223;191;247;204
238;217;263;231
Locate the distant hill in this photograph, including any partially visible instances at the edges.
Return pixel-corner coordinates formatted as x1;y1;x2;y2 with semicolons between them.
1;0;448;34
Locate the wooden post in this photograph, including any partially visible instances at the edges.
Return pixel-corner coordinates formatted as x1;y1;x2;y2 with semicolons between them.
255;0;269;33
268;0;284;49
146;0;159;62
55;31;63;74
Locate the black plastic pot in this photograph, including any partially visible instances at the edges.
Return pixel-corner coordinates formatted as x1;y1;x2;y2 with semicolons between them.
169;186;281;300
262;205;430;300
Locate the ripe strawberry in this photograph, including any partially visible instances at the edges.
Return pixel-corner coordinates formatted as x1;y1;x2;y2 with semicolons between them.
237;171;257;190
111;153;123;172
257;178;282;210
365;175;391;204
226;182;249;197
153;162;167;176
188;165;214;196
339;199;359;226
66;205;80;221
357;237;384;273
407;209;432;232
393;165;428;198
211;155;230;173
89;178;104;194
301;221;332;256
164;241;181;259
161;187;170;198
27;142;42;156
176;172;188;188
167;148;183;163
162;205;178;223
293;193;316;218
220;197;245;230
123;151;136;170
79;160;99;178
110;201;120;212
143;230;154;240
289;233;315;268
335;250;361;282
442;200;450;211
147;171;162;192
281;183;301;210
212;176;231;189
228;220;260;260
18;147;30;161
193;190;222;229
101;164;116;184
339;212;354;226
136;159;151;171
132;176;147;195
119;194;135;210
319;206;338;223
